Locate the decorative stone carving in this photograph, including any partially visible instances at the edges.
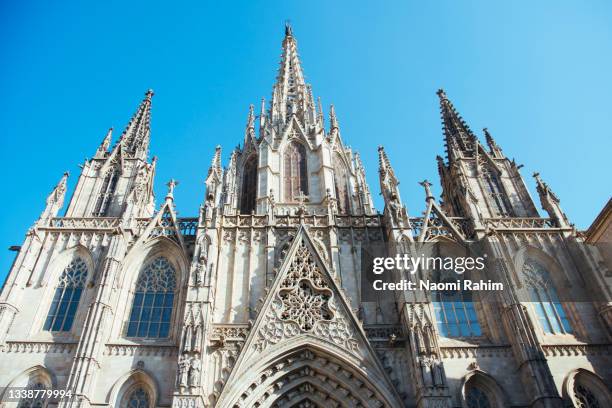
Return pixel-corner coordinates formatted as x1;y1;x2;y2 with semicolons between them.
253;239;359;354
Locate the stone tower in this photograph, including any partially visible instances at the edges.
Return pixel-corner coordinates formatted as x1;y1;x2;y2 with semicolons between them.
0;24;610;408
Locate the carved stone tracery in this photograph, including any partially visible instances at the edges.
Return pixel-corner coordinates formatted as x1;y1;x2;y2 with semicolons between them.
254;239;358;354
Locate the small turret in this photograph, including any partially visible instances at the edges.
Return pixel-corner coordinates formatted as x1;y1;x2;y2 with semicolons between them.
95;128;113;158
534;172;571;228
38;172;69;224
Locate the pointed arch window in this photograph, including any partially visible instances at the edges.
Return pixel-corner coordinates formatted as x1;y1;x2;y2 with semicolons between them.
333;154;350;214
433;272;481;337
240;155;258;214
465;386;493;408
43;257;88;332
94;168;119;216
126;257;176;338
523;259;571;334
283;141;308;201
480;164;513;217
123;387;151;408
17;376;50;408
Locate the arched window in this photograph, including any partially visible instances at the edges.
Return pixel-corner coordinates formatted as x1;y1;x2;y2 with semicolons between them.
94;169;119;216
466;386;493;408
126;257;176;338
240;156;258;214
480;163;512;217
573;383;601;408
283;141;308;201
333;154;350;214
433;272;481;337
433;289;481;337
124;387;151;408
567;370;611;408
523;259;572;334
43;258;88;332
17;381;48;408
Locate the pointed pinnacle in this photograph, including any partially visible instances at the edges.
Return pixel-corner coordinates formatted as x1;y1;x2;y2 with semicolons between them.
285;21;293;36
329;104;339;130
166;178;178;201
246;104;255;129
419;179;434;201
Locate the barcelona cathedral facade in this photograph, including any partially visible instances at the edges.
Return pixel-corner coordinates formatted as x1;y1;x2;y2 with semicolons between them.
0;25;611;408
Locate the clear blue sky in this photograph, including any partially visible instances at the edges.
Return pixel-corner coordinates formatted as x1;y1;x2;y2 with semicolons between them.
1;0;610;280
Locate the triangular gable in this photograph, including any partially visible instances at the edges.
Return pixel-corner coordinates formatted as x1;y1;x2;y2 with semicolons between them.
218;225;400;404
418;200;466;243
280;116;313;150
132;200;186;251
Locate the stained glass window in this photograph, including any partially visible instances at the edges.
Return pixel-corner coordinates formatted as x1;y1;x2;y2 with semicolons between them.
523;260;572;335
44;258;88;332
240;156;258;214
466;386;492;408
94;169;119;216
124;387;150;408
574;383;601;408
17;381;48;408
283;141;308;201
433;278;481;337
126;257;176;338
480;162;513;217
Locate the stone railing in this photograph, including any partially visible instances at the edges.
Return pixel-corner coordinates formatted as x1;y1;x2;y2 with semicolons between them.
274;214;329;228
48;217;121;230
222;215;269;228
409;217;471;239
335;215;383;228
178;218;198;236
484;217;557;230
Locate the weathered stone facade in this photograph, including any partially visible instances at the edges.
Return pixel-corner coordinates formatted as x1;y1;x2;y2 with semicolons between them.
1;24;611;408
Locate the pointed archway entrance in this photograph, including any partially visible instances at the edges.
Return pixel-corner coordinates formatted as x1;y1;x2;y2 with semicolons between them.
214;226;403;408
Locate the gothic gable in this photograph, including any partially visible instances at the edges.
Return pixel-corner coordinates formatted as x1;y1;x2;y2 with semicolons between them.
215;225;402;407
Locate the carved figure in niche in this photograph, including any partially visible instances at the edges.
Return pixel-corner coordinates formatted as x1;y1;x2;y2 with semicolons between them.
178;354;190;388
189;358;201;388
204;194;214;219
194;254;206;287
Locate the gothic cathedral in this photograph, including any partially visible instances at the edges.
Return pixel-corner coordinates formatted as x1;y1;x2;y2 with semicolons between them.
1;25;611;408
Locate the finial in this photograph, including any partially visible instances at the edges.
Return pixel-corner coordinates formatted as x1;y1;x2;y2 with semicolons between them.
285;20;293;36
329;104;339;130
145;89;154;100
419;179;434;201
436;88;447;100
166;179;179;200
533;172;544;186
246;104;255;129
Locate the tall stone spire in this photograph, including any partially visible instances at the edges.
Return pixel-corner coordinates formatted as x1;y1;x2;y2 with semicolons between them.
118;89;154;160
269;24;315;126
437;89;476;162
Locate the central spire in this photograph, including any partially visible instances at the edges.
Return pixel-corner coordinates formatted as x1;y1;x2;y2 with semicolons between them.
269;24;315;126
